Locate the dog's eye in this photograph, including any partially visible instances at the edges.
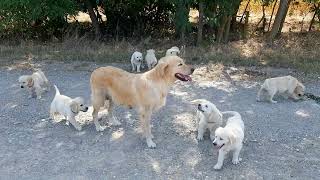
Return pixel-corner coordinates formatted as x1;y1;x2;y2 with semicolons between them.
80;104;83;106
178;63;183;66
220;138;223;140
205;105;208;108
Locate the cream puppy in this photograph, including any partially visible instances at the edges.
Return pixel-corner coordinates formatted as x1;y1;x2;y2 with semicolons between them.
145;49;157;70
212;111;244;170
131;51;143;72
50;85;88;131
191;99;222;141
256;75;305;103
18;70;50;99
165;46;180;56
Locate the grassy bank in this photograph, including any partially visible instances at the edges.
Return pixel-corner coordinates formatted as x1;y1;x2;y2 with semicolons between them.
0;32;319;74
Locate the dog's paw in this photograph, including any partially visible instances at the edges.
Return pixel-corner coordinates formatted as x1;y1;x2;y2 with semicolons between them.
271;100;277;103
256;97;261;102
197;135;204;141
96;125;107;132
147;139;156;148
214;164;222;170
232;158;240;165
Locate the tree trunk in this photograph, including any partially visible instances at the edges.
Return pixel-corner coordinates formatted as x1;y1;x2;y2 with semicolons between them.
267;0;291;42
309;5;319;31
197;1;204;46
268;0;278;31
216;15;228;43
85;0;102;40
240;0;251;23
223;16;232;43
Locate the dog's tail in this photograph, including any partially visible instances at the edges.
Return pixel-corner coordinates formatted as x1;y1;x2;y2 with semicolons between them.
54;85;60;96
222;111;241;119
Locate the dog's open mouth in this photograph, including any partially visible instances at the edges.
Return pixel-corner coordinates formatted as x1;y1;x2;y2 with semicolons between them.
175;73;192;81
218;144;225;149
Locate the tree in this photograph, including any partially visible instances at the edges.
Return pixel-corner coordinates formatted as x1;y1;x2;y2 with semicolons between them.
267;0;292;42
197;0;204;45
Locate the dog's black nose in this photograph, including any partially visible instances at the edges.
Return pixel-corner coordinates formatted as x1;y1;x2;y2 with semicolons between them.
213;142;217;146
21;86;24;88
85;107;89;110
198;104;201;108
191;67;195;73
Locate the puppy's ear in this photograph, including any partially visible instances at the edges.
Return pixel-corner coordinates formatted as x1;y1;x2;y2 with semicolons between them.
70;101;79;114
228;131;237;145
190;99;203;105
27;77;34;87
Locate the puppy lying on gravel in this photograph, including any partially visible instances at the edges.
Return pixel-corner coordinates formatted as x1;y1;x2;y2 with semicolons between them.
256;75;305;103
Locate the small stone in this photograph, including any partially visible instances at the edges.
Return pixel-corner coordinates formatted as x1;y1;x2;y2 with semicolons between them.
295;149;300;152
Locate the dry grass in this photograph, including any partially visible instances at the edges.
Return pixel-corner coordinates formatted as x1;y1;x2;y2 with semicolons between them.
0;32;319;74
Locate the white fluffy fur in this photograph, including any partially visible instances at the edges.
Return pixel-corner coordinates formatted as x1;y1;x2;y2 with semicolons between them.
213;111;244;170
18;70;50;99
50;85;88;131
256;75;305;103
145;49;157;70
165;46;180;56
191;99;222;141
131;51;143;72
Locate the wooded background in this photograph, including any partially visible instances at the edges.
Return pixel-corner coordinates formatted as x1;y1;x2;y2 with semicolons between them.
0;0;319;44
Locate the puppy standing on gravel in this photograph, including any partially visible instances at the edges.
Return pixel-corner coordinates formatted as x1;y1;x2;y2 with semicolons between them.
256;75;305;103
191;99;222;141
165;46;180;56
50;85;88;131
18;70;50;99
145;49;157;70
212;111;244;170
131;51;143;72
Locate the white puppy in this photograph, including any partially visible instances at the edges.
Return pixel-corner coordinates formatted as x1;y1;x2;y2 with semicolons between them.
212;111;244;170
256;75;305;103
131;51;143;72
191;99;223;141
165;46;180;56
18;70;50;99
50;85;88;131
145;49;157;70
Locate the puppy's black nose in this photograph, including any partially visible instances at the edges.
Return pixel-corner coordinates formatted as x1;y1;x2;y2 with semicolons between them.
198;104;201;108
191;67;195;73
21;86;24;88
85;107;89;111
213;142;217;146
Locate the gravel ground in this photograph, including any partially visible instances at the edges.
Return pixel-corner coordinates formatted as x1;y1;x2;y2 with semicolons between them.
0;61;320;179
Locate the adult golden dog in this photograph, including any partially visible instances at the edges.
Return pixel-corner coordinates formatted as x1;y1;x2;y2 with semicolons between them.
90;56;194;148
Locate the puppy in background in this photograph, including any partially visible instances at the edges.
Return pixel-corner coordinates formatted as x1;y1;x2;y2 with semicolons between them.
145;49;157;70
256;75;305;103
131;51;143;72
18;69;50;99
165;46;180;56
50;85;88;131
191;99;223;141
212;111;244;170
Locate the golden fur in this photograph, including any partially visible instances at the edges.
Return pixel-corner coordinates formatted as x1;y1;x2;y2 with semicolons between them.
90;56;194;148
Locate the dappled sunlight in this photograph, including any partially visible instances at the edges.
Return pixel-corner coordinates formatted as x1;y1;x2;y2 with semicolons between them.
295;109;310;118
150;159;161;174
182;148;201;169
173;112;197;133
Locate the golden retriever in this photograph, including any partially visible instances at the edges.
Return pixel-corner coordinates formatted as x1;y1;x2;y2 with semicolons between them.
256;75;305;103
191;99;223;141
18;70;50;99
213;111;244;170
90;56;194;148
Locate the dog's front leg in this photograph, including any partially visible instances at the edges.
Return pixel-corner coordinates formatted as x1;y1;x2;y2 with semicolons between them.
232;144;242;165
137;63;141;73
197;121;206;141
68;116;82;131
139;109;156;148
214;150;226;170
131;62;136;72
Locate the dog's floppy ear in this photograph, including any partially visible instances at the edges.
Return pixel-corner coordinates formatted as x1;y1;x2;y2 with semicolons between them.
156;61;169;77
70;101;79;114
228;131;237;145
27;77;34;87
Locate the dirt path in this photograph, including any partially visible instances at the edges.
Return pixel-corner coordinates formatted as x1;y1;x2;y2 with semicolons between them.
1;61;319;179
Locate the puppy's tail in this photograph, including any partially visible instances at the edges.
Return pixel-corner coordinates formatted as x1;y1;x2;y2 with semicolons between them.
222;111;241;119
54;85;60;96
